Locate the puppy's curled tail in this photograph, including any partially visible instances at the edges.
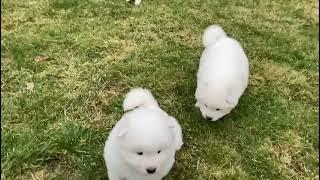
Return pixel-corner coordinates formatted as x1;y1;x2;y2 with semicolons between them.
202;25;227;47
123;88;159;111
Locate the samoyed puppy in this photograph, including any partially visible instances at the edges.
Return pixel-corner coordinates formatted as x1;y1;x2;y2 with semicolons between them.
104;88;183;180
195;25;249;121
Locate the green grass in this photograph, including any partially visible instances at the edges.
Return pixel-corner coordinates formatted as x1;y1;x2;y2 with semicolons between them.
1;0;318;179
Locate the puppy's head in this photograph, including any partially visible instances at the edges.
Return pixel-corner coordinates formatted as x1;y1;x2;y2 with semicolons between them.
116;109;177;176
195;81;238;121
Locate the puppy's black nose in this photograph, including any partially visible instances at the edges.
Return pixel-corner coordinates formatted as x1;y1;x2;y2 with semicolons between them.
206;116;212;121
146;168;156;174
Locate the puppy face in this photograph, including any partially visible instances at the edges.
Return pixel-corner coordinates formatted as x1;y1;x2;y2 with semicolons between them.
195;101;232;121
117;111;176;175
195;82;238;121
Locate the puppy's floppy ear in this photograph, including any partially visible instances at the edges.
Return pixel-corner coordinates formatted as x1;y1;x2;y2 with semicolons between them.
195;81;208;99
118;129;127;137
225;95;238;107
168;122;175;129
168;116;178;129
168;116;183;150
117;117;128;138
225;88;238;107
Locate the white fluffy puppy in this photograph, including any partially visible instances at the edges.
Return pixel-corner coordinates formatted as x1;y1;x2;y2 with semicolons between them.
195;25;249;121
104;88;183;180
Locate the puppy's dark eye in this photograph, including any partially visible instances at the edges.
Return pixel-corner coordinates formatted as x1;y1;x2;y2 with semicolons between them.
157;150;161;154
137;152;143;155
216;108;220;111
204;104;208;108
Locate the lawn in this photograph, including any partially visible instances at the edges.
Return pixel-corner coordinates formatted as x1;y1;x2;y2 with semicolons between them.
1;0;319;179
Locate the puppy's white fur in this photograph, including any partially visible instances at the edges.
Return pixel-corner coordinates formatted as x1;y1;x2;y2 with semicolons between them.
195;25;249;121
126;0;142;5
104;88;183;180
